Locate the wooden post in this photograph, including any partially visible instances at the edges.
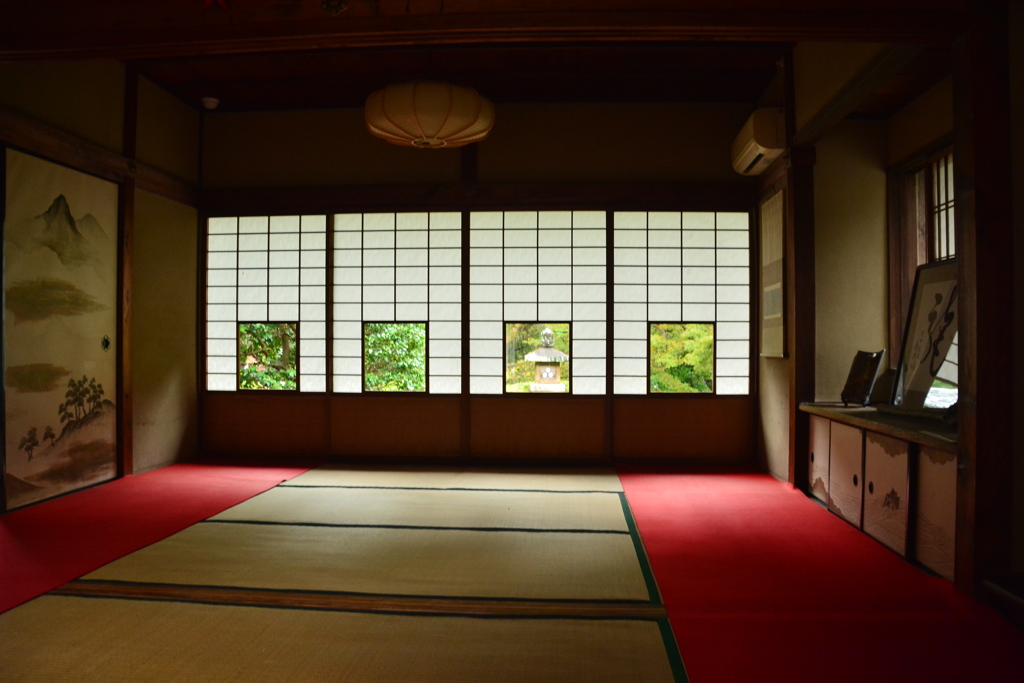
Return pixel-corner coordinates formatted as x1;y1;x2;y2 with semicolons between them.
952;1;1014;593
117;65;138;478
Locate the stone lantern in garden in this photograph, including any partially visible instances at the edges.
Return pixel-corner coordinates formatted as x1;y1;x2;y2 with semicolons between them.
525;327;569;393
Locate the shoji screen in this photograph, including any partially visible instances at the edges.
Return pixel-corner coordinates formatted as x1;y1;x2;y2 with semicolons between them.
332;212;462;393
205;215;328;391
612;211;750;395
468;211;607;394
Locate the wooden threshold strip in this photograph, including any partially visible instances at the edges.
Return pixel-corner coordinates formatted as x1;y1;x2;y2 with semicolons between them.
54;580;667;620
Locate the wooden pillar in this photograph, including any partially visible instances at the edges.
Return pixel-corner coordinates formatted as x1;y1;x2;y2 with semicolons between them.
952;1;1015;592
117;65;138;478
787;146;816;489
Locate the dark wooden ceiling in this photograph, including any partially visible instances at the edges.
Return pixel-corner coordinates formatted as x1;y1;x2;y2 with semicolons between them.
132;42;788;112
0;0;958;117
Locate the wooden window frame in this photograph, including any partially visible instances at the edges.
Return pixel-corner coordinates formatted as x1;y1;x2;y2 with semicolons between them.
886;137;954;367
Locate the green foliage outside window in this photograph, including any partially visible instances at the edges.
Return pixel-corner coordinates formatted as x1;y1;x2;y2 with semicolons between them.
650;323;714;393
505;322;570;393
364;322;427;391
239;322;298;390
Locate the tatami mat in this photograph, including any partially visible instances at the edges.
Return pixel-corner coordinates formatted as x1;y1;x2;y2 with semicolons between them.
280;464;625;492
211;486;629;531
84;522;650;601
0;596;678;683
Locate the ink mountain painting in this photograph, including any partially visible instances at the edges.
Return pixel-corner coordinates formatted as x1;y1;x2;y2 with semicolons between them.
4;149;118;509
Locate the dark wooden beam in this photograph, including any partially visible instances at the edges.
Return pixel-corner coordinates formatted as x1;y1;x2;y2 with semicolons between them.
952;1;1014;594
792;43;924;147
0;5;966;62
200;181;755;216
0;106;198;208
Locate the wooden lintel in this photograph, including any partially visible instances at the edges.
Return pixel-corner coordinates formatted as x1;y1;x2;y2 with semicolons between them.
0;106;198;208
201;182;756;216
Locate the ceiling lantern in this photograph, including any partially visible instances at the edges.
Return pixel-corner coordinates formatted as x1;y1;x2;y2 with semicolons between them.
365;81;494;149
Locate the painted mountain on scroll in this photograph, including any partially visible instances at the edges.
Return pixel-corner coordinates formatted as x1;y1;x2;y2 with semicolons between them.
4;150;118;510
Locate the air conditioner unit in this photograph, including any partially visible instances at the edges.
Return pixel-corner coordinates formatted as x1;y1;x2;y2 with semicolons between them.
731;108;786;176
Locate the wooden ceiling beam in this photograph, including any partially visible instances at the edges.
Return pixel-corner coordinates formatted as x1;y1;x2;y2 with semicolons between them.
0;9;965;61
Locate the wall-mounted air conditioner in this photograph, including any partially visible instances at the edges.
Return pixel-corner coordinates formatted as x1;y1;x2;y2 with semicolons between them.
731;108;786;176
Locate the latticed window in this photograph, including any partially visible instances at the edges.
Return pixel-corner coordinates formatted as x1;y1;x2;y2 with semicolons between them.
926;151;955;262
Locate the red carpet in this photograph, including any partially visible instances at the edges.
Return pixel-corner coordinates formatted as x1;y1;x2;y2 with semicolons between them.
1;462;313;614
619;470;1024;683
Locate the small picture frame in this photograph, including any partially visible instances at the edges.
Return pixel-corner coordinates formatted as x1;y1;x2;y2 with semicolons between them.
840;349;885;406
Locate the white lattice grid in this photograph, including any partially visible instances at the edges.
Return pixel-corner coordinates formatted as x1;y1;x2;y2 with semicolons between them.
469;210;607;395
612;211;750;395
206;215;328;391
332;212;462;394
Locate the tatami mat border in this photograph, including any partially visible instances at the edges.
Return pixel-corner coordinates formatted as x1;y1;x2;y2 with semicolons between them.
55;580;667;620
278;484;623;494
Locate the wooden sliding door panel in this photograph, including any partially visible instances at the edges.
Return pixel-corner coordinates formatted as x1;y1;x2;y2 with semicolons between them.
808;415;830;503
827;422;863;527
863;433;909;556
915;446;956;580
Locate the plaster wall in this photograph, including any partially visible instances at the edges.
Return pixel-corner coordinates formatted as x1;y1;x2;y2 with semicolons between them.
814;121;889;400
887;78;954;166
792;43;885;133
137;77;201;183
478;103;750;184
202;108;461;188
202;103;751;188
131;190;199;472
0;60;125;153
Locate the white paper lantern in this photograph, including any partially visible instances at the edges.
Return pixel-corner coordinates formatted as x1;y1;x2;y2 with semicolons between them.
365;81;495;148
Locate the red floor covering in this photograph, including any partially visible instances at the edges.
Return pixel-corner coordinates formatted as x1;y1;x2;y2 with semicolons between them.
619;470;1024;683
1;462;314;614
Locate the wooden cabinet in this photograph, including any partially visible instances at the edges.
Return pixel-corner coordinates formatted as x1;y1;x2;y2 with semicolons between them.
863;433;909;556
827;422;864;527
800;404;957;580
808;415;830;503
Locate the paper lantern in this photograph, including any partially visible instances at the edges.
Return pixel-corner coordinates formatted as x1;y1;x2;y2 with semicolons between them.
365;81;494;149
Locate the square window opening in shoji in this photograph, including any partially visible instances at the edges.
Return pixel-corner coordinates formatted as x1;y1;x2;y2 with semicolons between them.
505;322;572;394
649;322;716;394
238;321;299;390
363;321;428;392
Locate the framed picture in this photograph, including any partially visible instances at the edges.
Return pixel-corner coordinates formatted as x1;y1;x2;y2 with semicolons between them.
759;189;785;357
840;349;885;406
891;259;958;410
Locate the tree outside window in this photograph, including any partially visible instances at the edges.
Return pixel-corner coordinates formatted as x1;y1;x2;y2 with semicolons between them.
363;322;427;392
239;322;298;390
649;323;715;393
